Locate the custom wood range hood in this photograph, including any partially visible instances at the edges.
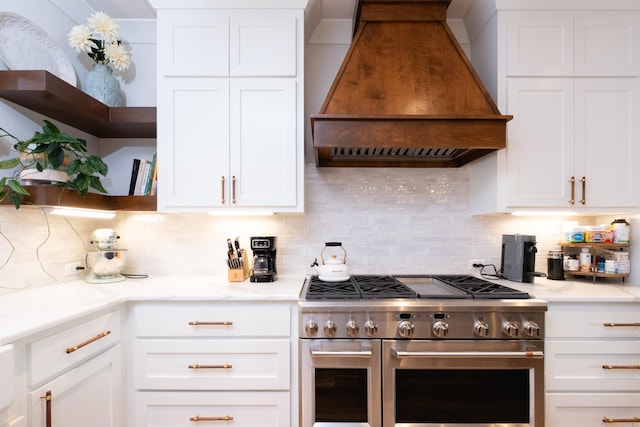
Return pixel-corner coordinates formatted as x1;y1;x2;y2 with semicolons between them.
311;0;512;168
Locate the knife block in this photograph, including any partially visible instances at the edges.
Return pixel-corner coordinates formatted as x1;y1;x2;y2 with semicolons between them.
227;249;250;282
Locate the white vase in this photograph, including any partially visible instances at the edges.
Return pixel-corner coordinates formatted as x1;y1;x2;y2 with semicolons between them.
84;63;122;107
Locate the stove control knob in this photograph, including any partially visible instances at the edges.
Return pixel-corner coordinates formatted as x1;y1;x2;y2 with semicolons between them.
523;320;541;337
432;320;449;338
364;321;378;337
502;320;519;338
346;320;359;337
473;320;490;337
323;320;337;337
397;320;415;338
305;321;318;337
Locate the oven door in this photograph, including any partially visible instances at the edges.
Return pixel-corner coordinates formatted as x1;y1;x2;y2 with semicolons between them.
300;339;382;427
383;340;544;427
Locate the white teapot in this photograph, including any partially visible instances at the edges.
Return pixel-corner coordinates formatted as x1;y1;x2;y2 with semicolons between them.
314;242;350;282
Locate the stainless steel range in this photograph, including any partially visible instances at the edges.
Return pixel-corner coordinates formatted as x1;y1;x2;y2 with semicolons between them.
298;274;547;427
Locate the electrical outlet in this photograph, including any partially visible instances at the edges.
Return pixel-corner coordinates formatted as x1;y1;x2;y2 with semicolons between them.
64;262;83;276
467;259;486;271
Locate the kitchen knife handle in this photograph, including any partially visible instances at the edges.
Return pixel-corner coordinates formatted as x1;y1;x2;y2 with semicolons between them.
580;176;586;205
569;176;575;205
231;175;236;204
190;415;234;422
221;176;225;205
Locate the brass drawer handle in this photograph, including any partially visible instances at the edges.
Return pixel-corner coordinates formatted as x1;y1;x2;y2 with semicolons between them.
40;390;52;427
603;322;640;327
569;176;575;205
602;365;640;370
603;417;640;423
188;364;232;369
190;415;234;422
231;175;236;204
188;321;233;326
65;331;111;354
221;176;225;205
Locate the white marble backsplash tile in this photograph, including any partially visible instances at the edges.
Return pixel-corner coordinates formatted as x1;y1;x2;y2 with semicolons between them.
0;166;599;293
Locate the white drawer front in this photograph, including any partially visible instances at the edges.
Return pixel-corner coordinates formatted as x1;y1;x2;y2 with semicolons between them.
29;310;121;386
135;339;290;390
546;340;640;391
546;393;640;427
547;304;640;338
135;391;290;427
133;302;290;337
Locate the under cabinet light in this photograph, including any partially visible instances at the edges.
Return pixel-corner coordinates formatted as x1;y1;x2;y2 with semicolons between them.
511;211;577;217
46;207;117;219
208;211;274;216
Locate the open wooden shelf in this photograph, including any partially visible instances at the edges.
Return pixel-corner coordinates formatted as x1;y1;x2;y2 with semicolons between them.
0;70;156;138
1;186;156;211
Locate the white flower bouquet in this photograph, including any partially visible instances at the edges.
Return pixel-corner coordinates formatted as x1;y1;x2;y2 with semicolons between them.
67;11;131;71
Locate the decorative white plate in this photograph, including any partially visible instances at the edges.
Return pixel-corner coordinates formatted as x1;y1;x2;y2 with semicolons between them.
0;13;76;86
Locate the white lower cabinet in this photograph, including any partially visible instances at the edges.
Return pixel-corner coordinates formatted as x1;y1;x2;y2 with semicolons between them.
545;303;640;427
131;302;295;427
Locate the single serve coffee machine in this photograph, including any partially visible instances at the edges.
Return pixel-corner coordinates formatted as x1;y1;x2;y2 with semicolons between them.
250;236;277;282
500;234;540;283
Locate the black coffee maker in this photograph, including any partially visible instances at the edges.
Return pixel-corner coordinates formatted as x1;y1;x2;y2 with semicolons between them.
500;234;541;283
249;236;277;282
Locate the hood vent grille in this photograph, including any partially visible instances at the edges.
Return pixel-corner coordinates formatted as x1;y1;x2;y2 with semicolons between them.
311;0;512;168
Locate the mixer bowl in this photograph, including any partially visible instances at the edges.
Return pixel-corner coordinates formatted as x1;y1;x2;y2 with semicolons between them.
86;249;127;283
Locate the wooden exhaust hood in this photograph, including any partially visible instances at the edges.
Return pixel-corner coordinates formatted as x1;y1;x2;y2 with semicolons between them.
311;0;512;167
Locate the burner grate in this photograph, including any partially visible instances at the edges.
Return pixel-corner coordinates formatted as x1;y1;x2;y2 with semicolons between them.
431;275;530;299
305;275;416;299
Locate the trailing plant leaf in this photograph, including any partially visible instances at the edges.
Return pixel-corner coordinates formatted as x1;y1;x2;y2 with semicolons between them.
0;158;20;169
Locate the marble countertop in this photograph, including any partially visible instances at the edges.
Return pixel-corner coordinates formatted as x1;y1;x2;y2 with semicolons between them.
0;274;637;346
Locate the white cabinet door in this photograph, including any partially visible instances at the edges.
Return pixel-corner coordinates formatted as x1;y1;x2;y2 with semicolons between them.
574;78;640;207
157;10;229;77
157;78;230;210
230;11;298;77
546;393;640;427
230;79;297;207
29;346;122;427
506;78;574;207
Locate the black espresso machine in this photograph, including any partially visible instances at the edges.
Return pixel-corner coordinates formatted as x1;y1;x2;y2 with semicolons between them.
249;236;277;282
501;234;543;283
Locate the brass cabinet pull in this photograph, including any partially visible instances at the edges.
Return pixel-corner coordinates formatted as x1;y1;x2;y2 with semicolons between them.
221;176;225;205
602;365;640;370
569;176;575;205
40;390;52;427
65;331;111;354
603;417;640;423
188;321;233;326
188;364;232;369
603;322;640;327
190;415;234;422
231;175;236;204
580;176;586;205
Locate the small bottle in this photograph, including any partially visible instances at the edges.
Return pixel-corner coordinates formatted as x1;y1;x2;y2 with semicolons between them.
579;248;592;272
611;219;630;243
596;255;605;273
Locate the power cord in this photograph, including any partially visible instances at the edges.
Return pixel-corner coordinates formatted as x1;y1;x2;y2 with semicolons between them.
472;263;503;280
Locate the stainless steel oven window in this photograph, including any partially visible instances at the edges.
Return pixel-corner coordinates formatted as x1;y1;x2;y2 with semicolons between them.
300;339;382;427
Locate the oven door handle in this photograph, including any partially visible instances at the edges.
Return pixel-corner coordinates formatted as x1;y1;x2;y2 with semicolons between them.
311;350;373;358
391;348;543;359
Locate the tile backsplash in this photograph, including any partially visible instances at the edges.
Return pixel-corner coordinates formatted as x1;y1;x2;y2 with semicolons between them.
0;165;603;293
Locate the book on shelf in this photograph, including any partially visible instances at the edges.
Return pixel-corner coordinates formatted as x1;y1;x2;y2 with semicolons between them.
129;154;157;196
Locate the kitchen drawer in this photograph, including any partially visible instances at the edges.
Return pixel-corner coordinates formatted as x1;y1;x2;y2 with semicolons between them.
546;393;640;427
546;340;640;391
28;310;121;386
132;302;290;337
134;339;290;390
546;304;640;338
135;391;290;427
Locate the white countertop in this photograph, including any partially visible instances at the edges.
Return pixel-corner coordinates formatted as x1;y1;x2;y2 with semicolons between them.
0;274;637;346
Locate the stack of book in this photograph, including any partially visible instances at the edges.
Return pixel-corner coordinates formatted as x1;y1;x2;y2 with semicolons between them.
128;154;157;196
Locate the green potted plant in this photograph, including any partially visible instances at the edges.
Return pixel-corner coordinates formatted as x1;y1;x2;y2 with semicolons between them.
0;120;109;208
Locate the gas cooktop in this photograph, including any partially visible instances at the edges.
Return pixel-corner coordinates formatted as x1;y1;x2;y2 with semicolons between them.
303;274;531;300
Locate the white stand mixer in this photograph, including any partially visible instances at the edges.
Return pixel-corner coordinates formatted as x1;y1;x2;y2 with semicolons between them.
85;228;127;283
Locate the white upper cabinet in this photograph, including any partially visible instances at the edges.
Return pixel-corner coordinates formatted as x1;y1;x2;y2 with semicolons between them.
152;1;306;213
469;5;640;213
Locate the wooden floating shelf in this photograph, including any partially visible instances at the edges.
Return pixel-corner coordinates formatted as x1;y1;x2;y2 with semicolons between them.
559;242;630;248
0;70;156;138
1;186;156;212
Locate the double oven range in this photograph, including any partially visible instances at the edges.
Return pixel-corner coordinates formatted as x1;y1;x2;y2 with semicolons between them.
299;274;547;427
